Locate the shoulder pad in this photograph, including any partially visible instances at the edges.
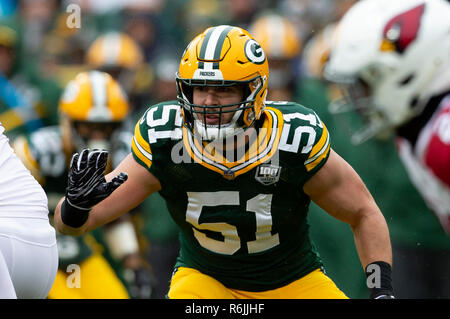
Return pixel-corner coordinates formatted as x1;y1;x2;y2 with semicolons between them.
132;102;182;169
273;102;331;173
141;102;183;143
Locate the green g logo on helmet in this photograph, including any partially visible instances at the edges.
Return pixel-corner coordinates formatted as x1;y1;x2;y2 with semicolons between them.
245;39;266;64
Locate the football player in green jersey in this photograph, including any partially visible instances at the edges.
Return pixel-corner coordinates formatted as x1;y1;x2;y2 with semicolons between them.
53;25;394;299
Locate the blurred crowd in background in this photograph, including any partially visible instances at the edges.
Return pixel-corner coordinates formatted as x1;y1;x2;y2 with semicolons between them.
0;0;449;299
0;0;355;136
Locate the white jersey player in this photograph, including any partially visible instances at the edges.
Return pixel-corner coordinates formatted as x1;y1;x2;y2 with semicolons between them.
0;123;57;298
324;0;450;235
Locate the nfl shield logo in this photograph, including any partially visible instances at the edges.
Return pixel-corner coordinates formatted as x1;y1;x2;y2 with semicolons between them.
255;164;281;185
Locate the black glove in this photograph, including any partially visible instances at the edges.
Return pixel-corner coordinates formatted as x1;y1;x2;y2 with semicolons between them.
365;261;395;299
61;149;128;228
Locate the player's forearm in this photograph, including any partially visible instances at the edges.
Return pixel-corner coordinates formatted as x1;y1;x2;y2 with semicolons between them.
54;190;136;236
350;206;395;298
350;207;392;269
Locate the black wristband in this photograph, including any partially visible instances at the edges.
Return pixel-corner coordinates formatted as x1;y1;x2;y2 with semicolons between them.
60;199;90;228
365;261;394;299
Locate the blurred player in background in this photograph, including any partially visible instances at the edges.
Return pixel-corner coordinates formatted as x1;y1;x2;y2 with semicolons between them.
249;12;302;102
13;70;153;298
85;31;146;104
325;0;450;298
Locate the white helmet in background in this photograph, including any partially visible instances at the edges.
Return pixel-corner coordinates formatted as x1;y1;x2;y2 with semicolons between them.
324;0;450;144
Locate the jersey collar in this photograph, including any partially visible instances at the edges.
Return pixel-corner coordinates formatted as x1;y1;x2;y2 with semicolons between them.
182;107;284;179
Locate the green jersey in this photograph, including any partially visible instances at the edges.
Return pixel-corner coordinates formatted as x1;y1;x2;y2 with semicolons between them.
131;100;331;291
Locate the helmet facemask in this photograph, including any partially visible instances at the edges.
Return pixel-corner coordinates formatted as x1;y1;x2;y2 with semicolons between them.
176;75;265;141
326;72;393;145
71;120;123;152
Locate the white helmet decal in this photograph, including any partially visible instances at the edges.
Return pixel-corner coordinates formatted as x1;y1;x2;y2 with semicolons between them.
381;3;425;54
245;39;266;64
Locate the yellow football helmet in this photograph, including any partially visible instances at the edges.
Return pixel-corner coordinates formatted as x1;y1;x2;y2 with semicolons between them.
86;31;143;70
59;70;129;153
176;25;269;141
250;14;301;60
85;32;145;93
249;14;301;92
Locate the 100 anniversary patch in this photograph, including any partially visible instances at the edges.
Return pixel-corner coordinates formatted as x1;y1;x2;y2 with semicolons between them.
255;164;281;185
